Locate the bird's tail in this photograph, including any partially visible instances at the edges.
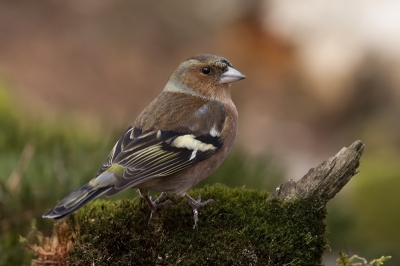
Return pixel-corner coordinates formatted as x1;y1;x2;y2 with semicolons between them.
42;183;112;220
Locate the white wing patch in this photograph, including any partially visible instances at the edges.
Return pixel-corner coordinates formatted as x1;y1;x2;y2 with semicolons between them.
189;150;197;160
156;130;161;139
209;126;220;137
171;134;216;152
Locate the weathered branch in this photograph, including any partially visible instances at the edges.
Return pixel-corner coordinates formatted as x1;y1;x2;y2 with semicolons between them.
270;140;365;201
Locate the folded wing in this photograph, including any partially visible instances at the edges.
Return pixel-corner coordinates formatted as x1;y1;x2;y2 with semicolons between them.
105;100;226;196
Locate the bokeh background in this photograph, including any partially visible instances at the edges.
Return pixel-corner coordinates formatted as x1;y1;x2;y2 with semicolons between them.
1;0;399;265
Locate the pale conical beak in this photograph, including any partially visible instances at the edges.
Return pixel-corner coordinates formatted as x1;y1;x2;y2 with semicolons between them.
219;66;246;84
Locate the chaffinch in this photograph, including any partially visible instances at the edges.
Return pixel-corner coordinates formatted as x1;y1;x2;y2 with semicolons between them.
43;54;245;227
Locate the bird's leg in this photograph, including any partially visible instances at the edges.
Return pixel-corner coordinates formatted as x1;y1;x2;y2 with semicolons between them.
184;193;213;229
139;189;172;219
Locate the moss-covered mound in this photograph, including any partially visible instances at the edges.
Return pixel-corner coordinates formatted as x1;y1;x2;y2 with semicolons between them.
66;184;327;265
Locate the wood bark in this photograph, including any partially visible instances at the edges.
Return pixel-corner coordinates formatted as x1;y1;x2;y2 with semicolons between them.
270;140;365;201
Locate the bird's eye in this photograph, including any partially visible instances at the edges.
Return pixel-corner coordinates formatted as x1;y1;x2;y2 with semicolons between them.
201;67;211;75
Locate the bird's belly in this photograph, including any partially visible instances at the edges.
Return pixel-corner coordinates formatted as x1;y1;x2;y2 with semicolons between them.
136;153;225;196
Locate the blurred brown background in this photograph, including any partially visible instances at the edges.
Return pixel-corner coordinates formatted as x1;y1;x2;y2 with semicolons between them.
1;0;399;264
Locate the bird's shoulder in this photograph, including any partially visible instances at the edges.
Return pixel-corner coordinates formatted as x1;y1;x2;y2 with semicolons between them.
134;91;226;136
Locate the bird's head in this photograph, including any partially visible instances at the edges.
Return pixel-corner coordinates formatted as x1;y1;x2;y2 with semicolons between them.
167;54;246;100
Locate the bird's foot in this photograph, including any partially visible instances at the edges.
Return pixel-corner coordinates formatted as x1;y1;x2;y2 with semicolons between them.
139;190;172;220
148;192;173;219
185;193;213;229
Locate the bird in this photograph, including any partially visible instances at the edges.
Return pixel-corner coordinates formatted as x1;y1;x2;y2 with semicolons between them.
43;54;245;227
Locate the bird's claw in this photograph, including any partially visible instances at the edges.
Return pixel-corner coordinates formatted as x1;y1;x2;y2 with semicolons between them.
185;194;213;229
147;192;172;220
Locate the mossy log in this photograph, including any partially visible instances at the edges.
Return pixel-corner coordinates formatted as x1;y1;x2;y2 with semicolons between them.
30;140;364;265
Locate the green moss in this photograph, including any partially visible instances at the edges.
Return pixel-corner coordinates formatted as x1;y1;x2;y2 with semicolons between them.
67;184;327;265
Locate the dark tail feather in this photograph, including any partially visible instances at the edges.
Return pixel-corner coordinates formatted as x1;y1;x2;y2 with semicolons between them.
42;184;112;220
